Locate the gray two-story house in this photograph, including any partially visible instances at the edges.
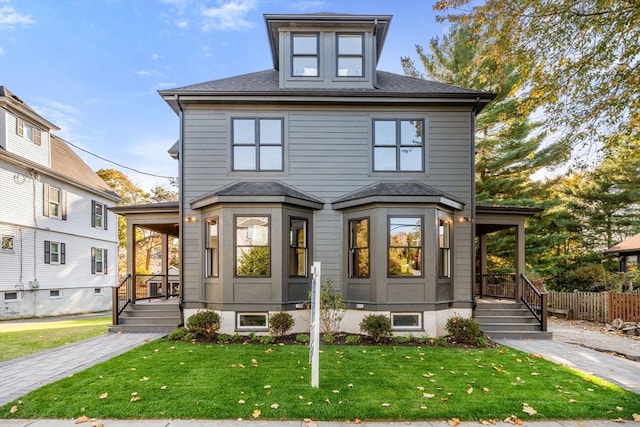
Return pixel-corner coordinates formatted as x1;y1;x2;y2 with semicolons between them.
113;13;548;338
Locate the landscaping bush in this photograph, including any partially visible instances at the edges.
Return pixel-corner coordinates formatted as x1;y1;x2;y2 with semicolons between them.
317;279;346;334
445;315;481;345
345;335;360;344
322;334;336;344
217;333;232;343
186;310;221;340
359;314;392;342
259;335;274;344
269;311;294;337
166;327;189;341
295;334;310;343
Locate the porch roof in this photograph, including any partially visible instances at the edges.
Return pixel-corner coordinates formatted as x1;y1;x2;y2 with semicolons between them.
475;204;542;235
604;232;640;255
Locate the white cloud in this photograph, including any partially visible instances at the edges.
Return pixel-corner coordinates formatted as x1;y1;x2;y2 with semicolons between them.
200;0;256;31
0;45;4;55
176;19;188;29
135;70;153;77
0;4;35;29
290;0;325;12
151;53;162;61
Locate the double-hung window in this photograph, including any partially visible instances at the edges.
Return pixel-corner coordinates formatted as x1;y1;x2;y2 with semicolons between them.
289;218;307;277
92;201;108;229
292;33;319;77
205;218;219;277
16;118;42;145
439;219;451;278
388;217;422;277
373;119;425;171
44;241;66;265
235;216;270;277
91;248;107;274
44;184;67;220
337;33;364;77
232;118;283;171
348;217;369;278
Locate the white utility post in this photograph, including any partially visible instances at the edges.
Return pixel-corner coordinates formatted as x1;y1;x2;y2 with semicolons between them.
309;261;321;388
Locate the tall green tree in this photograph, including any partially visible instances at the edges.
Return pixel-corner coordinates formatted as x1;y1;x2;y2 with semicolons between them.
433;0;640;152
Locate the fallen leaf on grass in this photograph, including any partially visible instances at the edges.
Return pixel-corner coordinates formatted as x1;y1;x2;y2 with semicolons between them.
616;406;623;411
482;387;489;392
381;402;390;407
238;400;246;404
75;415;90;423
139;376;149;382
130;392;140;402
160;385;167;390
9;406;18;414
99;393;108;399
633;413;640;422
270;403;279;409
522;403;537;416
252;409;261;418
423;393;435;399
467;387;473;395
264;385;271;389
416;386;425;391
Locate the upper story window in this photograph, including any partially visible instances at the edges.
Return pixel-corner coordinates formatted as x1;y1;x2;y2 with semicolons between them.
388;216;422;277
348;217;370;278
16;118;42;145
92;247;107;274
337;33;364;77
232;118;283;171
45;240;66;265
92;201;108;229
373;119;425;172
289;217;308;277
44;184;67;220
439;219;451;278
205;218;219;278
235;216;270;277
292;33;319;77
1;235;14;252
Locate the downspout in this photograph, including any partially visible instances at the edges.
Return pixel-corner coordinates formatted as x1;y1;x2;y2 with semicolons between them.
470;97;480;309
175;94;185;326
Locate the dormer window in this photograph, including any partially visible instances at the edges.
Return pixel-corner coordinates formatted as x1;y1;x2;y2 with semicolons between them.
337;33;364;77
16;118;42;145
292;33;319;77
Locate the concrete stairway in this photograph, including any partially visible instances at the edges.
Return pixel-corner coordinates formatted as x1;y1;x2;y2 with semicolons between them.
109;302;181;334
474;300;552;339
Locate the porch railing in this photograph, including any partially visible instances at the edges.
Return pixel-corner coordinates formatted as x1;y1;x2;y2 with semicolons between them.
112;274;132;326
476;273;517;299
134;274;180;301
521;274;548;331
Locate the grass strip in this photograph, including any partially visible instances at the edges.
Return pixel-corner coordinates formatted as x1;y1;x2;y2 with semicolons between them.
2;340;639;421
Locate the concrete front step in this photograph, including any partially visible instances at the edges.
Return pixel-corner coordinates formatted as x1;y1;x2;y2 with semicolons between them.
118;316;180;326
484;330;553;340
109;325;176;334
112;303;181;333
475;309;532;317
476;315;539;324
475;300;551;339
478;322;543;332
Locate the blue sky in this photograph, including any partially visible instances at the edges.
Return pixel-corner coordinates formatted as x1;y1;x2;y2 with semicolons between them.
0;0;450;191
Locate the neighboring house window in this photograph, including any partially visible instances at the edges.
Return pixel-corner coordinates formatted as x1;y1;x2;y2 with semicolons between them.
91;248;107;274
337;33;364;77
1;235;14;252
348;217;369;278
4;292;19;301
439;219;451;278
50;289;61;298
94;288;103;295
391;313;422;330
205;218;219;278
44;241;66;265
237;313;268;330
292;33;319;76
289;218;307;277
43;184;67;220
235;216;270;277
91;201;108;229
16;117;42;145
373;119;425;171
232;118;283;171
388;217;422;277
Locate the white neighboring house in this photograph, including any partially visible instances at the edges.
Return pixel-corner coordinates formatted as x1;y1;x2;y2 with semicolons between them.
0;86;120;318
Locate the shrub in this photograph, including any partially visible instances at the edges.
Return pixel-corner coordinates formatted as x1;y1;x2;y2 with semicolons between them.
269;311;294;337
295;334;310;343
260;335;274;344
359;314;392;343
345;335;360;344
433;337;448;346
445;315;481;345
392;335;409;344
322;334;336;344
166;327;188;341
231;333;244;343
217;333;231;343
315;279;346;335
186;310;221;340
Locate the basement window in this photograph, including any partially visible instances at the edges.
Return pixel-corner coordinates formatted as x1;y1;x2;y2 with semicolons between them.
391;313;422;330
237;313;268;331
4;292;19;301
50;289;61;298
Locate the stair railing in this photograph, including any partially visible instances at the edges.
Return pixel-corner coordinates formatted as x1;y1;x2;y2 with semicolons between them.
112;274;132;326
520;274;548;331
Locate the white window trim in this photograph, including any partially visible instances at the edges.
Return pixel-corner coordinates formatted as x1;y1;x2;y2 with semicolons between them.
236;312;269;331
3;292;20;302
49;289;62;299
391;312;423;330
16;117;42;145
94;287;104;296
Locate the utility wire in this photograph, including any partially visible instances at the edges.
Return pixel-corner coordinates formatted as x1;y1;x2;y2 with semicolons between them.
63;138;176;180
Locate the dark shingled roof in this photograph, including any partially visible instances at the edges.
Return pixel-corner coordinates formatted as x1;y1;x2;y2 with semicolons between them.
161;70;491;98
191;181;324;209
604;233;640;254
332;181;464;209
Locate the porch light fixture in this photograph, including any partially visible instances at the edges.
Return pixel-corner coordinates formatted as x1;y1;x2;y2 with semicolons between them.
458;216;472;223
184;215;198;223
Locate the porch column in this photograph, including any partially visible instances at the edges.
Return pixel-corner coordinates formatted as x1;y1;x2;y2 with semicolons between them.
515;223;525;300
127;222;136;304
161;233;169;299
479;233;488;298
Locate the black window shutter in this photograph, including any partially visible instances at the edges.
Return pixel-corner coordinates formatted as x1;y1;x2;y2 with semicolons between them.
104;250;108;274
44;240;51;264
61;190;67;220
43;184;50;217
91;247;96;274
91;201;96;227
60;243;66;265
103;204;108;230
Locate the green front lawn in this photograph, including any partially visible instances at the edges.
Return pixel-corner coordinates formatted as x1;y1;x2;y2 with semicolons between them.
0;316;110;362
2;340;638;421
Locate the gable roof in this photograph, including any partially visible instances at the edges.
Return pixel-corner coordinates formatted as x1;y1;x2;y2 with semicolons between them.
191;181;325;210
331;181;465;210
604;233;640;255
0;86;60;131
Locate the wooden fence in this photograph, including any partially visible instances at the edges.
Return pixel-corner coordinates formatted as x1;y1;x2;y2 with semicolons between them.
548;291;640;323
